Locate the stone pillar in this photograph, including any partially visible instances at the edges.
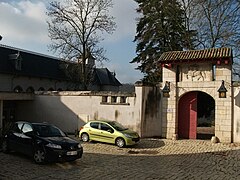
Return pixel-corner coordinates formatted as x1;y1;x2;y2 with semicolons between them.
215;64;232;143
161;66;177;139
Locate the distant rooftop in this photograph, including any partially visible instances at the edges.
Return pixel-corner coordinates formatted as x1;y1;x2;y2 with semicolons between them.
94;68;122;86
0;44;122;86
159;47;232;63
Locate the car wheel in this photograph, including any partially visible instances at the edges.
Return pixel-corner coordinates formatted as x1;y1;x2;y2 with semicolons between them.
116;138;125;148
81;133;89;142
33;148;46;164
2;139;10;153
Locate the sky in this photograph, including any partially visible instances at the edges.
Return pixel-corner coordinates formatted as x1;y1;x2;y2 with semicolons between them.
0;0;143;84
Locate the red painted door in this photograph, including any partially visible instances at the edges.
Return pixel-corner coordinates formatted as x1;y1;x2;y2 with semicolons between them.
178;92;197;139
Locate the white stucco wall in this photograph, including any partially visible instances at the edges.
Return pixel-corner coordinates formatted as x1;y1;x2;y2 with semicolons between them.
15;86;162;137
16;92;138;133
233;86;240;142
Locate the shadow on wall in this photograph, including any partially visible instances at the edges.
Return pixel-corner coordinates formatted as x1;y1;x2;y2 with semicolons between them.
15;96;86;134
142;87;162;137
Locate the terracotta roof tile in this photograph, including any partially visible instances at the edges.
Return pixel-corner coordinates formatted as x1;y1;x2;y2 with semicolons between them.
158;47;232;62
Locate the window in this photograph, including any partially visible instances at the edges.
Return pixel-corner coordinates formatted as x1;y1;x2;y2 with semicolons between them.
12;122;23;133
9;52;22;71
38;87;45;91
120;96;127;103
14;86;23;93
33;124;66;137
26;87;34;93
176;65;181;82
212;64;216;81
101;96;130;105
22;123;33;133
111;96;117;103
48;88;54;91
15;58;22;71
100;123;112;132
102;96;108;103
90;122;99;129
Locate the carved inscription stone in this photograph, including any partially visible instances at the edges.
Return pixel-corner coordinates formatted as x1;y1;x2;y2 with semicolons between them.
182;64;212;82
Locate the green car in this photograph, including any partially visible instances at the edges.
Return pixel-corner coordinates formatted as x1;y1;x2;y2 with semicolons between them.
79;120;140;148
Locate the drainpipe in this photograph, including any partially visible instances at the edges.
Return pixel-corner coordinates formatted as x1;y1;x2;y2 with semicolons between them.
231;82;234;143
11;74;17;91
175;71;179;140
55;80;58;90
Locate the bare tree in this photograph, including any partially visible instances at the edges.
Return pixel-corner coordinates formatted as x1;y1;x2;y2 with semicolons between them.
180;0;240;80
47;0;116;89
180;0;198;50
187;0;240;53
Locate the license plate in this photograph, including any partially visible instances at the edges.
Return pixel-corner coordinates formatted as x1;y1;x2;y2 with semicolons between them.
67;151;77;156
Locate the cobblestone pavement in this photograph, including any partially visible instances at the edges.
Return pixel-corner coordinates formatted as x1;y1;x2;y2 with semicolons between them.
1;138;240;180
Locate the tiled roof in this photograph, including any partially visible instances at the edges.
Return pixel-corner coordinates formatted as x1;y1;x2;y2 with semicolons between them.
159;47;232;62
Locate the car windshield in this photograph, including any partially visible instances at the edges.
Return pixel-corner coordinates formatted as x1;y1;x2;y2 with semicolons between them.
108;121;128;131
33;124;66;137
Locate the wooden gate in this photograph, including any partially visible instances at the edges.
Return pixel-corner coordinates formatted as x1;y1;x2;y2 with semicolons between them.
178;92;197;139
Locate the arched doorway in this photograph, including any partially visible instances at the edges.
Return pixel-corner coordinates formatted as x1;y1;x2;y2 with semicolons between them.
178;91;215;139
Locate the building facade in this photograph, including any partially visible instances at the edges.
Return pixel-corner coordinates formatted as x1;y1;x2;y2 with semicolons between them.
160;47;233;143
1;46;240;144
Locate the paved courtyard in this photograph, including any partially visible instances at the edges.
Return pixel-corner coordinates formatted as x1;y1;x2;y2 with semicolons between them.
1;138;240;180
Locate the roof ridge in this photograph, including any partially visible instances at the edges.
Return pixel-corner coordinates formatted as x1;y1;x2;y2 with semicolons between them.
163;47;231;54
159;47;232;62
0;43;60;60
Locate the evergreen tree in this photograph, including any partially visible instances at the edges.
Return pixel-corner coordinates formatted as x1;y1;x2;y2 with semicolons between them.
131;0;188;83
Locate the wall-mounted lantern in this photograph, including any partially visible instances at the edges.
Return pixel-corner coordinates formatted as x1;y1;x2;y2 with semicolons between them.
162;81;170;98
218;80;227;98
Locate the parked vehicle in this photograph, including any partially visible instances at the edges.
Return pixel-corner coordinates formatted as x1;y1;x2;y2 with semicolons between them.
2;121;83;164
79;120;140;148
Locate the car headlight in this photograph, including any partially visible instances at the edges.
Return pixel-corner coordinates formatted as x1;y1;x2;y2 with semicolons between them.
46;143;62;149
77;143;82;148
122;133;132;138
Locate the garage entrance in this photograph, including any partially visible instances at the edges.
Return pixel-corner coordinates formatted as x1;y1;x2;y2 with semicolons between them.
178;91;215;139
0;92;34;136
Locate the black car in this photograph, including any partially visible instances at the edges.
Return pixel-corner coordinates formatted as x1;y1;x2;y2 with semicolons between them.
1;121;83;164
